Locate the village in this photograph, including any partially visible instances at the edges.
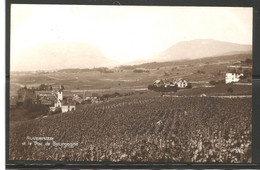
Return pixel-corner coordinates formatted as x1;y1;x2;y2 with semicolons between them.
9;84;101;114
9;53;252;120
9;64;250;119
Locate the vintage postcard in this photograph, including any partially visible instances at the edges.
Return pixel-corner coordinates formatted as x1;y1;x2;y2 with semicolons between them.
9;5;252;163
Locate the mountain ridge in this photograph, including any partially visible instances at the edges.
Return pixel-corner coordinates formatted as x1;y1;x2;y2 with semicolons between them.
124;39;251;66
11;39;252;71
11;42;119;71
157;39;252;62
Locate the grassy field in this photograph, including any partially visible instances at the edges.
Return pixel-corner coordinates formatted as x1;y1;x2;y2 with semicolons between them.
8;82;251;122
10;53;252;96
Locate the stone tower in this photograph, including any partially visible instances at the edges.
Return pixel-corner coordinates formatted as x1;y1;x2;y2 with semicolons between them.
55;84;64;107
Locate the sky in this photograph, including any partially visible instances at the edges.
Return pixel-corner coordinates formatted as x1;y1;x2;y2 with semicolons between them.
10;5;252;71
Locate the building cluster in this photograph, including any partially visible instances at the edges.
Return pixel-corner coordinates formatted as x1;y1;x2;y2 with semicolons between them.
10;87;37;109
10;84;102;113
153;72;246;89
225;73;244;84
225;60;252;84
153;78;190;89
49;85;76;113
42;85;101;113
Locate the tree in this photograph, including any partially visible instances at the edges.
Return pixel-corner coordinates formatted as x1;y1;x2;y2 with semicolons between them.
245;58;252;64
23;98;32;108
39;84;47;90
186;83;192;89
164;72;170;76
148;85;154;90
61;85;65;90
28;104;48;112
209;80;217;85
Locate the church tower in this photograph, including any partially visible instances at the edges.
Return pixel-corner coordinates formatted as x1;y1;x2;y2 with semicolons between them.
55;84;64;107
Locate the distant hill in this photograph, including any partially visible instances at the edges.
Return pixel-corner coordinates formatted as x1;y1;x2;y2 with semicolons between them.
11;42;118;71
120;52;252;70
11;39;252;71
157;39;252;62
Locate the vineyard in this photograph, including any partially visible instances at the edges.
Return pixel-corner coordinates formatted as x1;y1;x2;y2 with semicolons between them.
9;95;252;163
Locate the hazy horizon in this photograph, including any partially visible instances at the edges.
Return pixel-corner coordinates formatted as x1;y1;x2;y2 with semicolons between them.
11;5;253;71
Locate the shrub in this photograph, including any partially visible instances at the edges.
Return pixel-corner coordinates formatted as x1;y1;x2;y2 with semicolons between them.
245;58;252;64
209;80;225;85
49;107;62;115
133;69;149;73
240;75;247;80
28;104;48;112
148;85;178;92
218;80;225;84
227;87;233;93
85;99;92;104
102;94;110;100
209;80;217;85
148;85;154;90
186;83;192;89
197;70;205;74
23;98;32;109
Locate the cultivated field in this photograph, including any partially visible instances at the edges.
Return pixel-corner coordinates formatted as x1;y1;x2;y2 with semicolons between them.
9;95;251;163
10;53;252;96
9;52;252;163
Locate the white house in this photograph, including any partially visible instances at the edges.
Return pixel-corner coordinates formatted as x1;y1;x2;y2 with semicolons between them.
173;78;189;88
61;105;76;112
225;73;244;84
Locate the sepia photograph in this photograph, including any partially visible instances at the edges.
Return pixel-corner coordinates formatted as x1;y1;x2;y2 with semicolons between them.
9;5;252;163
